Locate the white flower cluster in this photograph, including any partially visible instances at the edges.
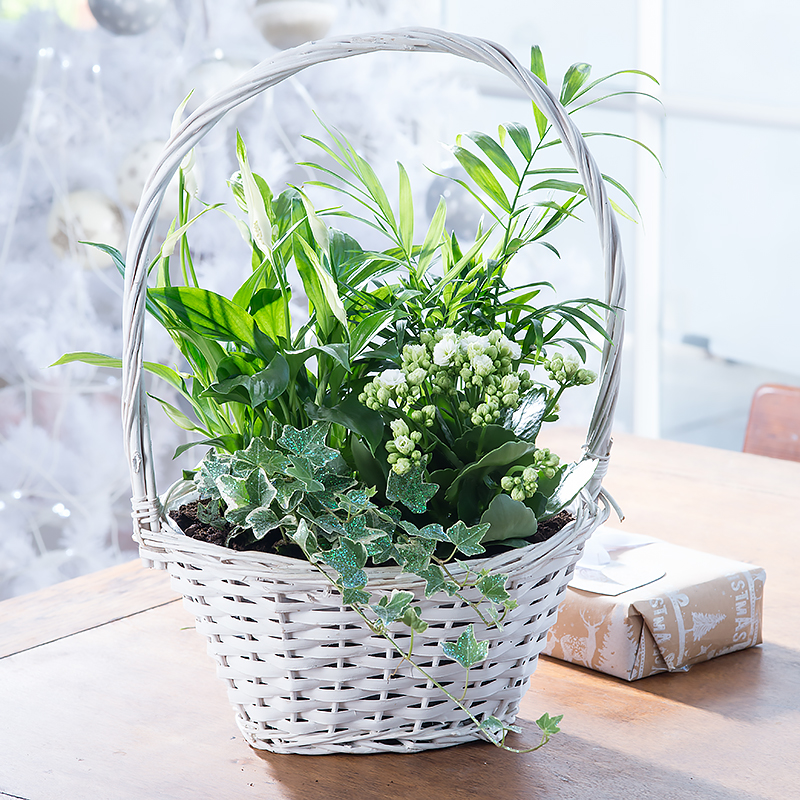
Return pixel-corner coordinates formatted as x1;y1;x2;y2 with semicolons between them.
384;418;424;475
500;448;561;502
359;326;533;474
544;354;597;388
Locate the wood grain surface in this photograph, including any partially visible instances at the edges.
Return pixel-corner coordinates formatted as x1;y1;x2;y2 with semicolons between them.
1;431;798;800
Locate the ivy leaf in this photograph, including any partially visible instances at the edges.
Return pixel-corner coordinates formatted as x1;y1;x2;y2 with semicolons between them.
318;539;368;588
441;624;489;669
445;520;489;557
401;606;428;633
238;438;291;474
536;712;563;736
272;476;306;511
342;586;371;606
364;535;400;564
216;470;275;526
476;573;511;605
287;518;318;555
398;520;448;542
278;422;339;471
385;462;438;514
245;506;285;540
395;537;437;573
414;564;457;598
480;715;521;741
371;590;414;625
313;472;358;510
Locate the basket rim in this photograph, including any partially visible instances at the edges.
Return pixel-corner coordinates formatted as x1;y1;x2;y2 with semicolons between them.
121;27;626;533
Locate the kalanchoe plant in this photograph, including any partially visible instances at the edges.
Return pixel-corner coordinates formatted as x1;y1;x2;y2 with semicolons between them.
56;47;656;752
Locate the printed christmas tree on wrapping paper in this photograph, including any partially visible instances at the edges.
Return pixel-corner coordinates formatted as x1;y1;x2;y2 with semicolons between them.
689;611;726;640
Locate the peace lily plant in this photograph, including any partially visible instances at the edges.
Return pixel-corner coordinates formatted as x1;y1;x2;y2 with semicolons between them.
57;48;656;752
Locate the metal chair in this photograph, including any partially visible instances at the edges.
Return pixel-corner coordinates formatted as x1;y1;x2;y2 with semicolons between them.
743;384;800;462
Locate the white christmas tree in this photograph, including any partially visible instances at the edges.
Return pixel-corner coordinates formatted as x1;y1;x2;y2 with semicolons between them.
689;611;726;640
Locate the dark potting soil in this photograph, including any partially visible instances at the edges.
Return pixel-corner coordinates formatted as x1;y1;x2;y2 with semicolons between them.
170;500;574;558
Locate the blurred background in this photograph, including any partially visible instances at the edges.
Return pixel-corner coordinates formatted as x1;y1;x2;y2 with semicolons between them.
0;0;797;598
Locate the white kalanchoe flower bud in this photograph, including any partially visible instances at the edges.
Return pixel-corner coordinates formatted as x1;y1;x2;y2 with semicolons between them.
472;353;494;377
378;369;407;390
390;418;409;437
407;367;428;386
394;435;416;455
433;336;458;367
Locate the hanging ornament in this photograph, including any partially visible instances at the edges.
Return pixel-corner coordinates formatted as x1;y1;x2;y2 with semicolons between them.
183;52;256;114
47;190;126;269
251;0;336;50
425;167;484;244
87;0;169;36
116;139;202;222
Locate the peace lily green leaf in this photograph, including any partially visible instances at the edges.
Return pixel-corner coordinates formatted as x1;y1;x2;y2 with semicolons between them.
385;462;438;514
441;624;489;669
305;395;384;453
174;434;243;459
148;394;203;432
250;287;290;341
318;538;368;588
479;493;538;543
202;355;289;407
444;520;489;557
371;590;414;625
286;343;351;375
476;573;511;605
149;286;262;351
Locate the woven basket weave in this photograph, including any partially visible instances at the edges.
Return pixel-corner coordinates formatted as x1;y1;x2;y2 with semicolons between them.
121;28;625;755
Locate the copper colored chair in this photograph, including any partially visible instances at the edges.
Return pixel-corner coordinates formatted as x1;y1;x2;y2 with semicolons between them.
743;384;800;462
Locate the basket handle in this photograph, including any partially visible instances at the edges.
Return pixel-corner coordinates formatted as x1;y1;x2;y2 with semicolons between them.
122;27;625;532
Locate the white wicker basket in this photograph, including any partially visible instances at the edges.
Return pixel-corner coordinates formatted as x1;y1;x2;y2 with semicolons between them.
121;28;625;755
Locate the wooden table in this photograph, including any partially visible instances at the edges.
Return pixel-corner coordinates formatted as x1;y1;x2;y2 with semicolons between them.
2;430;798;800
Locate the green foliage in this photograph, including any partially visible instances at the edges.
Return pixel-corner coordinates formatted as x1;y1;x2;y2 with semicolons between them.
54;46;656;754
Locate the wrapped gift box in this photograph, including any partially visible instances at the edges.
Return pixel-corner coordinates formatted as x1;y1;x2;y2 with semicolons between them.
542;528;766;680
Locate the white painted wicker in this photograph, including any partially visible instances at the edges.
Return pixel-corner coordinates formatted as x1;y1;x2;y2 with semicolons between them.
121;28;625;754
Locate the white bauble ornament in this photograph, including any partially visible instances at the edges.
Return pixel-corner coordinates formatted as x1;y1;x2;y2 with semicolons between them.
183;56;256;113
47;190;126;269
116;139;201;221
87;0;168;36
251;0;336;50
